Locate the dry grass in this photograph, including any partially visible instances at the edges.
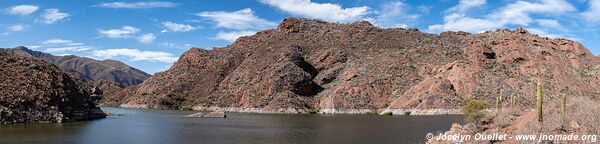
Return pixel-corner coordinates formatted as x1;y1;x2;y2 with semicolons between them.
493;108;520;129
524;96;600;137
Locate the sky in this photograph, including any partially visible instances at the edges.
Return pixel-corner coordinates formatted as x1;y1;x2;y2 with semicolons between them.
1;0;600;74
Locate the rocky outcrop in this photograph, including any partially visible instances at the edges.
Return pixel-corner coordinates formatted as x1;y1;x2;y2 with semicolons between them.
185;111;226;118
3;47;151;87
91;80;124;106
113;18;600;114
0;50;105;123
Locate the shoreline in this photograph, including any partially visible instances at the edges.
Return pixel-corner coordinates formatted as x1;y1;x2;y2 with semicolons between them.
116;104;462;115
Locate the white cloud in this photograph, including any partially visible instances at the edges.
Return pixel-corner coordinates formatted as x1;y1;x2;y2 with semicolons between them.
37;38;93;54
98;1;177;9
42;38;83;46
446;0;486;13
45;46;93;53
536;19;563;30
98;26;140;38
92;48;178;63
160;42;193;49
196;8;277;30
260;0;370;23
40;9;70;24
370;1;417;28
8;5;39;15
428;0;576;33
214;31;256;42
160;21;200;33
137;33;156;44
6;24;30;32
582;0;600;22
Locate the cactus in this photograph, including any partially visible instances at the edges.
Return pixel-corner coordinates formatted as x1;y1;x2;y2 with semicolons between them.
536;83;543;123
499;89;504;103
561;94;567;114
496;95;501;111
510;94;515;108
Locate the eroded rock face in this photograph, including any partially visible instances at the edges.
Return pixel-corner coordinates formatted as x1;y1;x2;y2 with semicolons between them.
0;50;105;123
113;18;600;113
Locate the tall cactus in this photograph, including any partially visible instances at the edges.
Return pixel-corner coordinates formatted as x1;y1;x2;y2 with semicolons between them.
537;83;543;123
561;94;567;114
510;94;515;108
499;89;504;103
496;96;500;111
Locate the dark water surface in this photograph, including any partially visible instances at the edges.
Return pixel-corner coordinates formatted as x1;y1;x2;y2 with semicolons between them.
0;107;462;144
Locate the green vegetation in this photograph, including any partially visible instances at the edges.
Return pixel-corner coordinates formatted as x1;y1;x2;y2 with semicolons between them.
383;112;393;116
179;106;193;111
157;93;188;110
463;99;488;124
403;111;411;116
307;109;320;114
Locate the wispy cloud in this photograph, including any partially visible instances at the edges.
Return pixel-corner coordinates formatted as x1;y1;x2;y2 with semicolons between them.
160;21;200;33
92;48;178;63
42;38;82;46
260;0;370;23
98;1;177;9
8;5;39;15
582;0;600;22
196;8;276;42
6;24;30;32
36;38;94;54
137;33;156;44
446;0;486;13
428;0;576;33
98;26;140;38
39;9;70;24
369;1;418;28
214;31;256;42
196;8;277;30
160;42;194;49
45;46;93;53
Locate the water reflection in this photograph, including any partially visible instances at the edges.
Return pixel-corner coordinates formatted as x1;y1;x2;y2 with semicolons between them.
0;107;462;144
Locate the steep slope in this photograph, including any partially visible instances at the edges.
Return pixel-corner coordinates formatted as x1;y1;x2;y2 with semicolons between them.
0;50;105;123
115;18;600;114
3;47;151;87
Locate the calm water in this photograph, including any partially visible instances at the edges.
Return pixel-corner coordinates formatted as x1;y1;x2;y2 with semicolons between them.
0;107;462;144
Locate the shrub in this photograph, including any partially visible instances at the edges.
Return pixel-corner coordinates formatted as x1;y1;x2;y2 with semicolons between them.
463;99;488;124
383;112;393;116
307;109;319;114
404;111;411;116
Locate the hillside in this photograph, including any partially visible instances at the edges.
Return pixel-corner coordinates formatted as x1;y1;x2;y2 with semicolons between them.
0;49;105;123
112;18;600;114
3;47;151;87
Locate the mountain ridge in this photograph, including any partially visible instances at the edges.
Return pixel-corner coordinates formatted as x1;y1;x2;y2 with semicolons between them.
109;18;599;114
2;46;151;87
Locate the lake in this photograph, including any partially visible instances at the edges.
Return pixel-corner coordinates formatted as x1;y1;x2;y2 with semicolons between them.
0;107;463;144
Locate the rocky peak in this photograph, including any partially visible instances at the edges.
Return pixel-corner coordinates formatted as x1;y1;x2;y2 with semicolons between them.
112;18;600;114
513;27;529;34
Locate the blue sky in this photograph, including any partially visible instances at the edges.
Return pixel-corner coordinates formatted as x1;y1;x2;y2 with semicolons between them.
1;0;599;74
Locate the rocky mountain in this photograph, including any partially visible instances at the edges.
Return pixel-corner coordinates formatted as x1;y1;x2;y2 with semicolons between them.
112;18;600;114
3;46;151;87
0;49;105;123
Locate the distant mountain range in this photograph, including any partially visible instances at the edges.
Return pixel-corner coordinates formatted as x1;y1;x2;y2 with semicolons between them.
3;46;151;87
